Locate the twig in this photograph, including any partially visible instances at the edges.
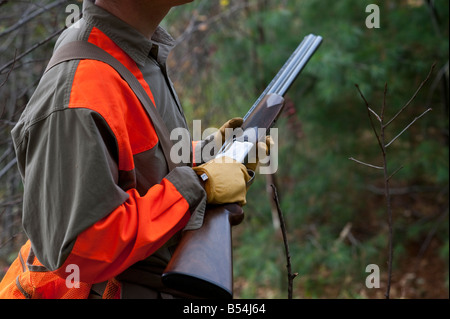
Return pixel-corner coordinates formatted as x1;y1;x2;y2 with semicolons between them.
0;49;16;89
385;108;433;148
0;0;67;38
368;107;382;122
355;84;383;152
0;197;22;208
0;27;64;75
0;50;17;119
387;166;404;182
270;184;298;299
348;157;383;170
0;231;24;250
0;158;17;180
174;2;254;46
384;63;436;128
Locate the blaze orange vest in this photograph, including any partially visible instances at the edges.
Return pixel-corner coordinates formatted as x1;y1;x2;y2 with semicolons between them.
0;40;176;299
0;240;121;299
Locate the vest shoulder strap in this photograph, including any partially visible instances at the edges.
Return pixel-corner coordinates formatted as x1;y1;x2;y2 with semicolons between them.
45;41;178;171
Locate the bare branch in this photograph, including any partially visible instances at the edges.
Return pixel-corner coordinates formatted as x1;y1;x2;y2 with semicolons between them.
0;27;64;75
0;197;22;208
348;157;383;170
0;0;67;38
352;64;435;299
0;231;24;250
0;50;17;120
385;108;433;148
381;83;388;121
0;158;17;180
384;63;436;128
270;184;298;299
355;84;384;153
426;61;448;110
174;2;254;46
0;146;14;164
387;166;404;182
368;107;382;122
0;119;17;126
0;49;17;89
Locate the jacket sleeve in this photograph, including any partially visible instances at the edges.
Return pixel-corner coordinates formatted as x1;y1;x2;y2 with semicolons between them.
55;173;199;283
13;106;206;284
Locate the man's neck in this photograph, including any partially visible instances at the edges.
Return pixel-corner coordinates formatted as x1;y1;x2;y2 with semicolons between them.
95;1;170;39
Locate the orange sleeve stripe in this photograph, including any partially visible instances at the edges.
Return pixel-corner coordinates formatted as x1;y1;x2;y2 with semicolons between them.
68;27;161;171
192;140;199;167
55;178;190;284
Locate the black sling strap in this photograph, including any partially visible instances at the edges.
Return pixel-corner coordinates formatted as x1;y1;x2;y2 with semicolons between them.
45;41;178;171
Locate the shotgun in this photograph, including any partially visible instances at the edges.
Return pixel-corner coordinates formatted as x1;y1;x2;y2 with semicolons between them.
162;34;323;299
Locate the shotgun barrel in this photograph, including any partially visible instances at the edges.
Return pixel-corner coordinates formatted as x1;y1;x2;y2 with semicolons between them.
244;34;323;122
162;34;323;299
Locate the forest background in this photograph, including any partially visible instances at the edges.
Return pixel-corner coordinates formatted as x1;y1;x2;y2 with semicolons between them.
0;0;448;299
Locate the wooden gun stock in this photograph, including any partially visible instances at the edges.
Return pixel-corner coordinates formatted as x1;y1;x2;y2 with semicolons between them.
162;204;244;299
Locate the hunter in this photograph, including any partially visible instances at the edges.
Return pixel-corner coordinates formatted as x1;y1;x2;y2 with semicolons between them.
0;0;260;299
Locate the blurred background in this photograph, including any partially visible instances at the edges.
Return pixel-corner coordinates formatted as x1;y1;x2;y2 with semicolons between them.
0;0;448;298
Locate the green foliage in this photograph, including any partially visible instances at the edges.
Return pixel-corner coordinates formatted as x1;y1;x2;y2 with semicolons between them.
166;0;449;298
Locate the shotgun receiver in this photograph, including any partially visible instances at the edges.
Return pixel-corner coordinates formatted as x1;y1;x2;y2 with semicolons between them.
162;34;323;298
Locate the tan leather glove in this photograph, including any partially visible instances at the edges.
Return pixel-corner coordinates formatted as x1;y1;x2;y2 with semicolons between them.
193;156;251;206
217;117;243;142
214;117;243;150
246;135;274;171
195;117;244;164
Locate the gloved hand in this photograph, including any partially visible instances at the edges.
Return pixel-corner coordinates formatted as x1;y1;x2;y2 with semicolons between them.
195;117;243;165
213;117;243;153
215;117;243;146
245;135;274;171
193;156;251;206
